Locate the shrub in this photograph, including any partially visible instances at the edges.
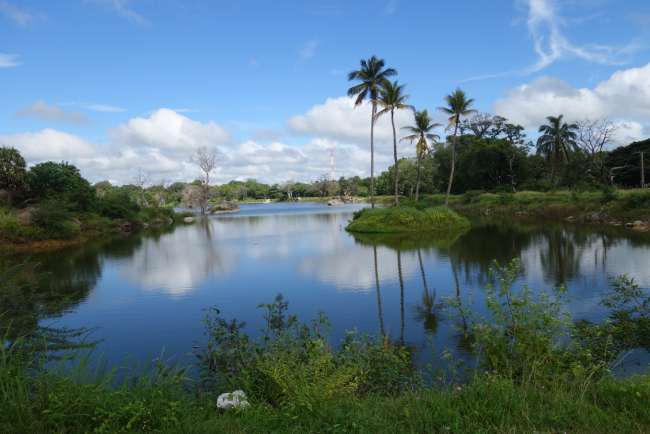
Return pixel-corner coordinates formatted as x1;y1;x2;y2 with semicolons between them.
97;190;141;219
32;200;80;240
462;190;485;204
195;294;419;412
347;206;470;234
28;162;96;211
619;190;650;210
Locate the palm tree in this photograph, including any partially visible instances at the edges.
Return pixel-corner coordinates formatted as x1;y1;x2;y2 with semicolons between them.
376;81;411;205
401;109;440;201
537;115;578;184
348;56;397;208
438;89;476;206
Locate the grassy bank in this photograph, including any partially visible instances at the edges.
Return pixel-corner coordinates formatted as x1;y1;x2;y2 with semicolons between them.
380;189;650;229
3;260;649;433
346;205;470;234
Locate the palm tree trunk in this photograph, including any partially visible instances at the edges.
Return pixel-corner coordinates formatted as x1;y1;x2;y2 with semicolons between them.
370;101;377;208
415;155;421;201
445;120;459;206
391;109;399;205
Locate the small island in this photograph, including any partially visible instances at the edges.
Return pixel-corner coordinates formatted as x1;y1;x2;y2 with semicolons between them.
346;205;470;233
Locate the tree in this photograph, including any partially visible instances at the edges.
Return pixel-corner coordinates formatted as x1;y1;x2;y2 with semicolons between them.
376;80;411;205
0;147;27;204
347;56;396;208
536;115;578;184
576;118;617;182
27;161;95;211
401;109;440;201
438;89;476;205
193;146;218;214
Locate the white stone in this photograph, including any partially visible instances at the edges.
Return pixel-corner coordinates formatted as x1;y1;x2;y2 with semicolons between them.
183;216;195;224
217;390;250;410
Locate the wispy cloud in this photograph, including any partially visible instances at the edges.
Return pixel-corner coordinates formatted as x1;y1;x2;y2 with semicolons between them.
384;0;398;15
299;39;319;60
0;1;32;26
0;53;20;68
16;101;90;125
86;0;149;26
462;0;641;82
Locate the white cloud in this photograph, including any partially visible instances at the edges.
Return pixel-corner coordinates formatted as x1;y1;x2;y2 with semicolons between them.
16;100;90;125
494;62;650;143
0;53;20;68
288;96;419;149
0;129;96;162
0;1;32;26
299;39;318;60
109;108;231;152
83;103;126;113
86;0;149;26
464;0;640;81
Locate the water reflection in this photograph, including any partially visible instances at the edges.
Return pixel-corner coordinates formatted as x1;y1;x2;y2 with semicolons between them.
1;204;648;371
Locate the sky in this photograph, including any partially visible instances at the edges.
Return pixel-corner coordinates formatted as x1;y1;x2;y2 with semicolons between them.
1;0;649;185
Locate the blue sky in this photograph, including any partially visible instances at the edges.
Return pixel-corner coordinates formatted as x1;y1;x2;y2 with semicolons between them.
1;0;649;184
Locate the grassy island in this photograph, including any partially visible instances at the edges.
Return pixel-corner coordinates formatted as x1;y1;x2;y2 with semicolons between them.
346;205;471;234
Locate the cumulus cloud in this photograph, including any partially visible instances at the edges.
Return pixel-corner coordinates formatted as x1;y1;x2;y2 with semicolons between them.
0;53;20;68
494;63;650;143
288;96;420;150
0;129;96;162
16;100;90;125
109;108;231;152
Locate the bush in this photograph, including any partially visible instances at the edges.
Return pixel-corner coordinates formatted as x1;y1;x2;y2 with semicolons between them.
32;200;80;240
619;190;650;210
28;162;96;211
462;190;485;204
195;295;419;412
97;190;141;219
347;206;470;234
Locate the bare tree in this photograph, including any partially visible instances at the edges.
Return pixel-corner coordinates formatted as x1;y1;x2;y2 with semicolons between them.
192;147;218;214
133;168;150;207
576;119;617;181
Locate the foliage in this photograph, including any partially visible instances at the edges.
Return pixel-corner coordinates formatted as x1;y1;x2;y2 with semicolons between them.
28;162;96;211
0;146;27;200
32;199;80;240
346;205;470;234
97;189;141;219
195;294;418;414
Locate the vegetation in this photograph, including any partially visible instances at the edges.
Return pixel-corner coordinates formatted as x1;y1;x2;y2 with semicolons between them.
401;109;440;201
346;205;470;234
347;56;397;208
2;260;650;433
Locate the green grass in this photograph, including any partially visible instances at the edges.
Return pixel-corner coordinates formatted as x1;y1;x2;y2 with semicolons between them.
346;205;471;234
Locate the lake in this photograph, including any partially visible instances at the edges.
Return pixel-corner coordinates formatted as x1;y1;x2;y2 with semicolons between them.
3;202;650;374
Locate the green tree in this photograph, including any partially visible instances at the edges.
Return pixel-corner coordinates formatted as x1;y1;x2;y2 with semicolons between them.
438;89;476;205
536;115;578;184
401;109;440;201
0;147;27;204
28;162;95;211
376;80;411;205
347;56;396;208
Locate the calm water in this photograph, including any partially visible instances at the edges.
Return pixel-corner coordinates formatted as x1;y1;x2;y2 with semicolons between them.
3;202;650;373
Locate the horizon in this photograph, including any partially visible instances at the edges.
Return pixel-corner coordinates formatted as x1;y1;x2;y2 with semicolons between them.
1;0;649;185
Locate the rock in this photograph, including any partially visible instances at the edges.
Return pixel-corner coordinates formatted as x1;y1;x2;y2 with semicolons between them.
210;201;240;213
183;216;195;224
565;216;576;222
16;207;36;225
120;221;133;232
625;222;634;228
631;220;648;232
328;198;344;206
217;390;250;410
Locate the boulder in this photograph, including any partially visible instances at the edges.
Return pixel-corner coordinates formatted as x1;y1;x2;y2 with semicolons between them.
216;390;250;410
183;216;196;224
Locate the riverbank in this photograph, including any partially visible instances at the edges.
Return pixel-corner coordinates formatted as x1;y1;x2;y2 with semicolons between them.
3;259;649;433
346;205;470;234
384;189;650;231
0;206;192;253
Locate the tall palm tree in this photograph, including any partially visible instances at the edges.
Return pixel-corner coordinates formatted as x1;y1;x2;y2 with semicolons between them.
401;109;440;201
348;56;397;208
438;89;476;206
537;115;578;184
376;81;411;205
